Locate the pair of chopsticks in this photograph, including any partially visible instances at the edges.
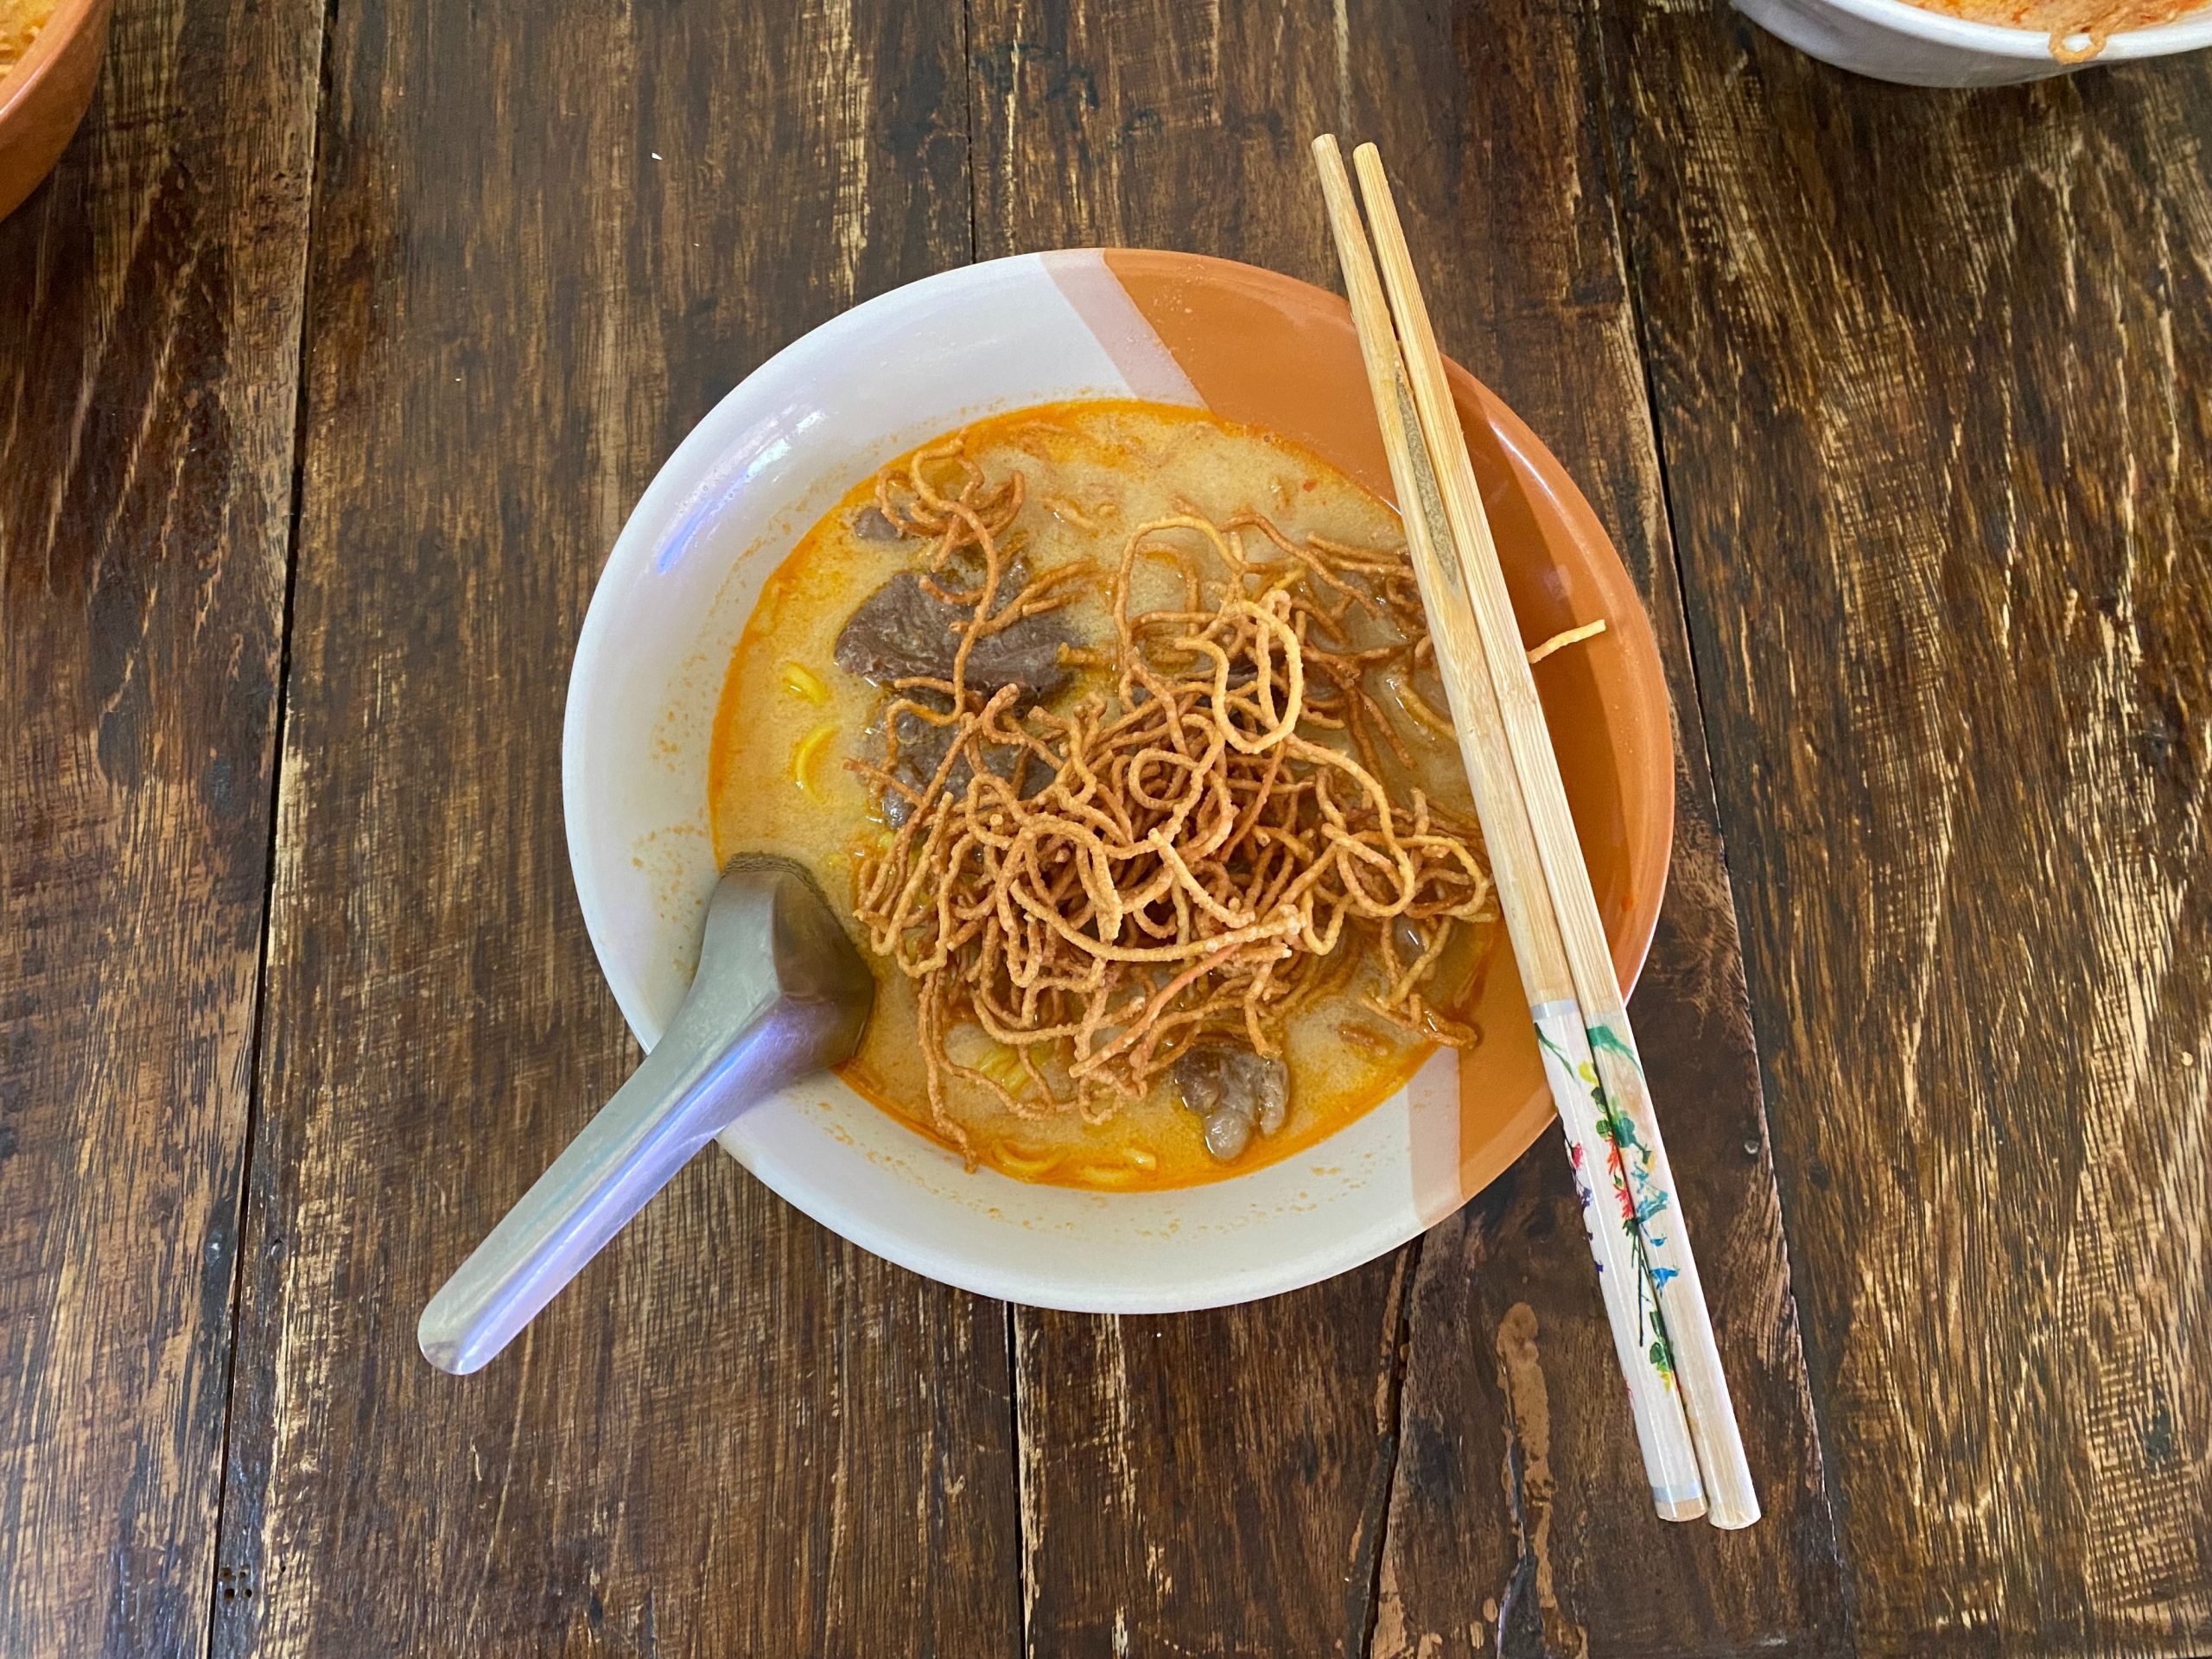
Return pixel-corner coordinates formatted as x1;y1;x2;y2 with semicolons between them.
1312;135;1759;1529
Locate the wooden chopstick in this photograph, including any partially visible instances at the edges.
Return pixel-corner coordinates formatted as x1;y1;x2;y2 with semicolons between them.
1311;135;1709;1524
1344;139;1761;1530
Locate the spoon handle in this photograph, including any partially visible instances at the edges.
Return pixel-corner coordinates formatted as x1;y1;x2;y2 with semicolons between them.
416;990;774;1376
418;856;874;1375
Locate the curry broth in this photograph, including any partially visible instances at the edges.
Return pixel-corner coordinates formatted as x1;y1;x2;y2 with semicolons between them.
709;399;1486;1190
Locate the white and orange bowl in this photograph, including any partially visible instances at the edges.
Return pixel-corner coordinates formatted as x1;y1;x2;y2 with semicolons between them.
563;250;1675;1313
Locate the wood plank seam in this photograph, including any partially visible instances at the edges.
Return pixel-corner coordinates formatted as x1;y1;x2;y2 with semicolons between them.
1355;1238;1423;1659
1007;1299;1031;1659
960;0;985;273
198;0;341;1649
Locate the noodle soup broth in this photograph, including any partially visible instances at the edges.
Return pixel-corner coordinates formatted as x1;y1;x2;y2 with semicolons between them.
710;399;1495;1192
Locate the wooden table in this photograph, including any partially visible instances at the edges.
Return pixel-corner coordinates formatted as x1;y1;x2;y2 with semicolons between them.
3;2;2207;1654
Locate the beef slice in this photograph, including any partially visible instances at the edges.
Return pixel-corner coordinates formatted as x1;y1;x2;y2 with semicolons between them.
835;570;1075;704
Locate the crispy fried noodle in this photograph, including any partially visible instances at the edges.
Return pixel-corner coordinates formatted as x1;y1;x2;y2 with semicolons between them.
849;436;1494;1153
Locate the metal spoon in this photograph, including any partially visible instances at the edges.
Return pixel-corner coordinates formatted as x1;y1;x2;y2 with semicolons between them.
418;854;874;1374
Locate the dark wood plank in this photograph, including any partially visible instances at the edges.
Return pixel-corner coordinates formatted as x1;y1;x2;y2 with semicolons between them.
209;5;1016;1656
0;0;321;1653
1610;13;2212;1656
969;4;1843;1655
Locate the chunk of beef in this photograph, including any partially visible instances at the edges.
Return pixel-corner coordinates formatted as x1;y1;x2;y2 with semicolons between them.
1173;1045;1291;1162
850;504;907;541
872;697;1057;829
834;570;1075;704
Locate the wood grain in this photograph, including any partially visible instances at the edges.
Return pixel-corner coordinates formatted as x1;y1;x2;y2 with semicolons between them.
969;3;1842;1652
209;4;1016;1656
1610;12;2212;1656
0;0;320;1651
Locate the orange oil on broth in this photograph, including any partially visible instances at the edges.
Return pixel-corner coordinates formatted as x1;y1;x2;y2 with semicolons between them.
709;399;1485;1191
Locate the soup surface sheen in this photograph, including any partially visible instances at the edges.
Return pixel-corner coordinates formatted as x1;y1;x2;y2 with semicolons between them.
709;399;1490;1191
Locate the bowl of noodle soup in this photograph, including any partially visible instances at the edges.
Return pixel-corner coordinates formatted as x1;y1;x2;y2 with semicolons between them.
1735;0;2212;83
565;251;1674;1312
